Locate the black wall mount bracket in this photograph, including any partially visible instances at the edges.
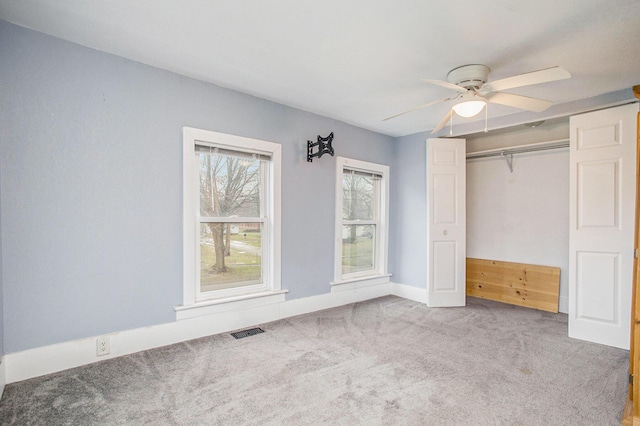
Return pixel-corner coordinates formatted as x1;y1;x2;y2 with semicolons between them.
307;132;334;162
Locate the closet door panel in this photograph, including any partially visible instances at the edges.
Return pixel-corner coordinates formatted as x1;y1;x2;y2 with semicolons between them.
569;103;638;350
426;138;466;307
577;160;619;229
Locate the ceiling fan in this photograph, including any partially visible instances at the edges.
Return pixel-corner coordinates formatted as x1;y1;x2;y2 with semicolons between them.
384;64;571;133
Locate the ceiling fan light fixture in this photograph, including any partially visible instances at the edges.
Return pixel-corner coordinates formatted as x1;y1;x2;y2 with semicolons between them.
452;99;487;118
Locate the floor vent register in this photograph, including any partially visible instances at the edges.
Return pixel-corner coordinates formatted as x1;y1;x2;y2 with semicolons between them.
231;327;265;339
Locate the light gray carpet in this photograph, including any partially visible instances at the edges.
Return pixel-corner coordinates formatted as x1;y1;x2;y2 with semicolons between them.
0;296;629;425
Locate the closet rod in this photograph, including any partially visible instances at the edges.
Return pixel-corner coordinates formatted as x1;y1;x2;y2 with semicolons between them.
466;139;569;160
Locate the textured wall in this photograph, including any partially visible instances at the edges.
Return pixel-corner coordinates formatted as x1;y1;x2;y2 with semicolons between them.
389;133;428;288
0;142;3;357
0;21;393;353
466;150;570;310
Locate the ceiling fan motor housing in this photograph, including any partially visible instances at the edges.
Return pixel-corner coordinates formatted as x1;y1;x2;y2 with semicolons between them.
447;64;490;89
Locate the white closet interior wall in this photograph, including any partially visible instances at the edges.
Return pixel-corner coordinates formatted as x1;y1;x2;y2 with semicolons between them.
465;118;570;313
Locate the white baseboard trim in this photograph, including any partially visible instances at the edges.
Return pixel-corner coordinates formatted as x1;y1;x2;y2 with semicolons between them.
174;290;288;321
0;356;5;400
4;282;394;384
285;282;391;318
391;282;427;303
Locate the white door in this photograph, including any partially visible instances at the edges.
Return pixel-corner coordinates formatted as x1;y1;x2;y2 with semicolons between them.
569;103;638;349
426;138;466;307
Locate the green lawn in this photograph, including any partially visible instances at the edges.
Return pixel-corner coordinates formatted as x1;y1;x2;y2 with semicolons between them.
200;237;261;289
342;236;375;274
230;231;261;248
200;231;373;288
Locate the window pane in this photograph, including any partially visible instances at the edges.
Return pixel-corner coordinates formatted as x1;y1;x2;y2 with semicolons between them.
342;224;376;275
198;151;262;217
342;173;374;220
200;222;262;292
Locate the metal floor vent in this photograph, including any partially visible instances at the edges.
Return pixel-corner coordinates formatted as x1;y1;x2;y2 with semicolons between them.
231;327;265;339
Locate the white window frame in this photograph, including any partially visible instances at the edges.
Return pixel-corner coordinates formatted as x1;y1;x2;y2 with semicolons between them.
178;127;284;319
333;156;390;287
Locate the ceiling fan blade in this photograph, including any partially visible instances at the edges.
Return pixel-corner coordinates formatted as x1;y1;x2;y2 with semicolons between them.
382;97;453;121
487;66;571;92
422;79;468;92
488;92;553;112
431;109;454;134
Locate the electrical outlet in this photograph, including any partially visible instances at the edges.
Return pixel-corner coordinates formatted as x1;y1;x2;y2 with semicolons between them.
96;335;110;356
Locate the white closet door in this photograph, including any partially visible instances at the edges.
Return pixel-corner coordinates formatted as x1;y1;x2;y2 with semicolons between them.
426;138;466;307
569;103;638;349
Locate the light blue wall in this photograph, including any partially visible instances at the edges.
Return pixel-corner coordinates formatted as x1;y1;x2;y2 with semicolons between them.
390;132;428;288
0;144;3;358
0;21;393;353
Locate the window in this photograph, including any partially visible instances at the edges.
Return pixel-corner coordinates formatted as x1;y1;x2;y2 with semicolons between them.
182;127;282;309
197;146;266;294
334;157;389;285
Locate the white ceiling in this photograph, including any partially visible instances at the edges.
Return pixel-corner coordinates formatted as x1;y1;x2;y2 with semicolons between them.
1;0;639;137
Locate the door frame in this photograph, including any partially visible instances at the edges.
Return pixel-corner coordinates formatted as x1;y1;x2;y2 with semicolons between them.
623;86;640;425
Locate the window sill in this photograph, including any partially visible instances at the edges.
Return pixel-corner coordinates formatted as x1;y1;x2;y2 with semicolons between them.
330;274;391;293
174;289;288;320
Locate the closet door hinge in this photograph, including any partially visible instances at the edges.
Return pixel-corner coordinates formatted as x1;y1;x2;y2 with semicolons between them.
630;374;634;385
635;248;638;259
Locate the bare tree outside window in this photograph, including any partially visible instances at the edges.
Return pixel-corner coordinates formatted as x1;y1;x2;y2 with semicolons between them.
342;171;377;274
342;172;374;241
198;150;264;291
